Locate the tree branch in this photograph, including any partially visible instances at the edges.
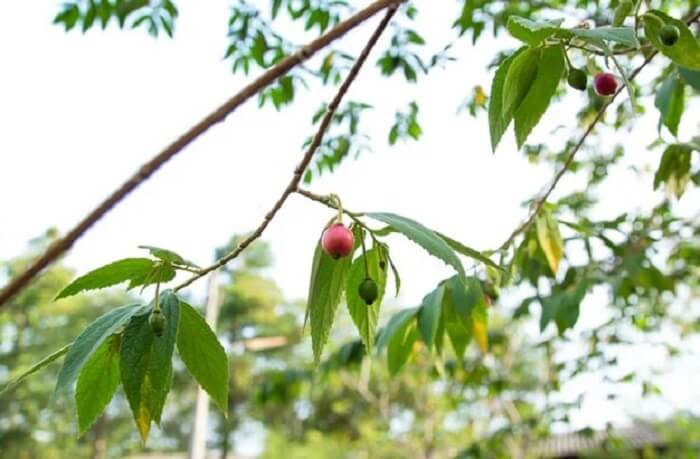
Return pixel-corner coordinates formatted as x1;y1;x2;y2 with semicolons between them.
0;0;405;308
494;10;700;253
174;6;398;292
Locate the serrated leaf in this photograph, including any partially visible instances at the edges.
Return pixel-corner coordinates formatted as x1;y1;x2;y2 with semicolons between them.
643;11;700;70
76;335;121;435
1;344;69;395
387;312;418;376
514;45;565;149
436;232;503;271
139;245;199;268
367;213;465;280
306;227;357;362
536;208;564;275
489;47;527;152
346;248;387;351
502;47;540;119
506;17;563;45
54;304;143;397
654;76;685;137
56;258;157;299
417;285;444;350
570;27;639;48
120;292;179;442
177;301;229;414
127;262;177;291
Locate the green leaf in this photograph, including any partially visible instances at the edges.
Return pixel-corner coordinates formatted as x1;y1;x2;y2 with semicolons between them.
502;47;540;120
306;227;356;362
653;144;693;198
346;248;387;351
435;232;503;271
506;17;563;45
76;335;121;435
536;208;564;275
0;344;69;395
417;285;445;350
56;258;157;299
120;292;180;442
643;11;700;70
513;45;565;149
554;282;587;334
55;304;143;397
442;289;471;359
126;262;177;290
376;307;418;351
654;76;685;137
138;245;199;268
489;47;527;152
177;301;229;414
386;311;418;376
679;67;700;92
367;213;465;280
570;27;639;48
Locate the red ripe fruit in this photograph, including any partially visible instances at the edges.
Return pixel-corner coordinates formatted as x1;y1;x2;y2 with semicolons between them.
593;72;618;96
321;223;354;259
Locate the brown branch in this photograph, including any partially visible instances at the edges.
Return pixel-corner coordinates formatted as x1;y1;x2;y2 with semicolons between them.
174;6;398;292
0;0;404;309
494;10;700;253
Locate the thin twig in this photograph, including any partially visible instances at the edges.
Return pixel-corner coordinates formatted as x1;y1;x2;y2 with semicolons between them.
494;10;700;253
0;0;404;309
174;6;398;292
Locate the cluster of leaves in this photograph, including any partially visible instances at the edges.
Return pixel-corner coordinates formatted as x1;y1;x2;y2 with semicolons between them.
54;0;178;37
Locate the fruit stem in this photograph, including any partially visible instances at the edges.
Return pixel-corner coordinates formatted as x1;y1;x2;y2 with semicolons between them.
154;282;161;313
359;228;369;277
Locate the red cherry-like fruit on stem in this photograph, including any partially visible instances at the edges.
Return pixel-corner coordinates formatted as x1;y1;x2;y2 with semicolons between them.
321;223;354;259
593;72;618;96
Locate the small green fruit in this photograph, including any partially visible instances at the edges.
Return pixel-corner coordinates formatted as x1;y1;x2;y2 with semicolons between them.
567;68;588;91
358;278;379;305
659;24;680;46
149;309;166;337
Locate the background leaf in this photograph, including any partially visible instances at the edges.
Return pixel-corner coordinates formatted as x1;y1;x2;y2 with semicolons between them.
536;208;564;275
654;75;685;136
177;301;229;414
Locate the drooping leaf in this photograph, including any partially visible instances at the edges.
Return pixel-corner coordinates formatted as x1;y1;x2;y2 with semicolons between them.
679;67;700;91
554;282;587;334
56;258;157;299
385;311;418;376
442;289;471;359
570;27;639;48
654;76;685;137
1;344;69;395
54;304;143;396
346;247;387;351
76;335;121;435
489;47;527;152
417;285;445;350
376;307;418;351
513;45;566;149
436;231;503;271
506;17;639;48
643;11;700;70
139;245;199;268
653;144;693;198
502;47;540;119
177;301;229;414
367;213;465;280
472;298;489;353
506;17;563;45
536;208;564;275
306;226;357;362
120;292;179;442
126;262;177;290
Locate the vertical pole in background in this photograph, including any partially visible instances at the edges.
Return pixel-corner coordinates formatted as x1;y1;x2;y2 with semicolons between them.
189;272;222;459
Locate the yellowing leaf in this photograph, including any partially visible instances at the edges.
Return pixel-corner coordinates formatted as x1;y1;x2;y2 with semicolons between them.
473;319;488;353
536;208;563;275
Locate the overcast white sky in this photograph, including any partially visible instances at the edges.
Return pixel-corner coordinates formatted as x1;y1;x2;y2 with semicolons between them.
1;0;699;452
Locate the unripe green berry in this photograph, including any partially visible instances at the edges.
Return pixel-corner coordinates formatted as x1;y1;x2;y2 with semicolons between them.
149;309;166;337
358;278;379;305
567;68;588;91
659;24;680;46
